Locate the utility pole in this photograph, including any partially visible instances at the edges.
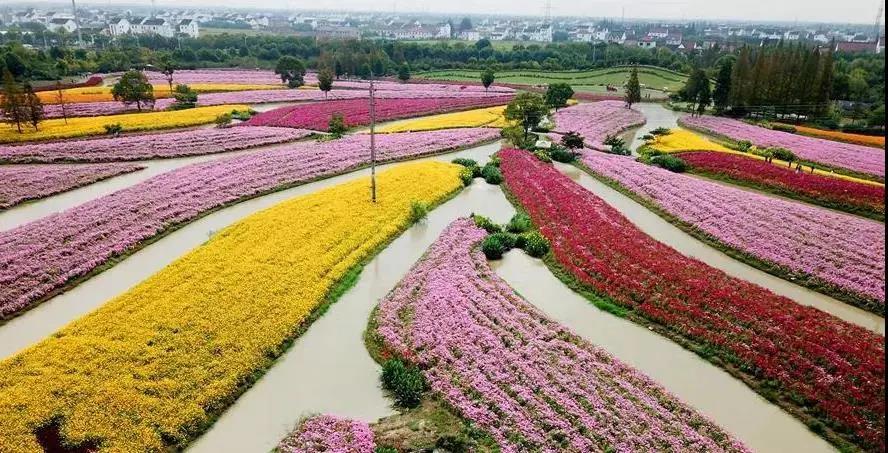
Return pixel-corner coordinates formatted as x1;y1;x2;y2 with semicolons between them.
71;0;83;47
369;72;377;203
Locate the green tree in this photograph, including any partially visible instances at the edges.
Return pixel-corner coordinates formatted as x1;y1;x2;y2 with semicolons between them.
730;46;752;111
328;113;347;138
159;55;176;93
695;78;711;116
816;51;834;114
1;69;26;133
22;83;43;131
713;60;733;113
481;68;495;92
504;92;549;144
55;80;69;124
172;84;198;109
625;66;641;108
397;62;411;83
111;70;155;112
317;68;334;98
274;56;306;88
544;83;574;110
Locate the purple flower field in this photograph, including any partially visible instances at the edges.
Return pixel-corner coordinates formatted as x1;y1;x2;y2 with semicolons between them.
375;218;749;453
0;128;500;319
144;69;286;85
549;100;646;150
277;415;375;453
680;115;886;179
581;151;886;310
0;127;313;163
0;163;143;209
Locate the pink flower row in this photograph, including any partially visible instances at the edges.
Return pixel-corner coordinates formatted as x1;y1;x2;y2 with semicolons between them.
680;115;886;178
0;128;500;319
244;96;514;131
0;127;313;163
581;151;886;307
144;69;287;86
376;218;748;452
0;163;143;209
277;415;375;453
549;101;646;150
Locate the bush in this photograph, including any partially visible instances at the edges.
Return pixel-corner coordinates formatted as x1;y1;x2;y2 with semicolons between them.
459;167;475;186
603;135;631;155
481;234;509;260
651;154;688;173
522;231;550;258
561;131;585;149
506;213;532;234
103;123;123;135
481;164;503;185
408;200;429;224
328;113;347;138
435;435;470;452
381;359;426;408
230;109;255;121
735;140;753;152
501;125;536;149
214;113;233;128
533;150;552;163
452;158;478;168
472;215;502;233
548;147;577;163
771;123;797;133
770;147;796;162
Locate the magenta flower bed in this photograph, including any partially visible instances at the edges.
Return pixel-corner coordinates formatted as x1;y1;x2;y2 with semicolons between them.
549;100;646;150
277;415;375;453
244;96;514;131
0;127;312;163
0;163;143;209
0;128;499;319
144;69;285;85
375;218;748;452
680;115;886;178
581;151;886;311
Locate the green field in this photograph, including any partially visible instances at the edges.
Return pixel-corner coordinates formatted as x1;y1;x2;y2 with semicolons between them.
416;66;688;94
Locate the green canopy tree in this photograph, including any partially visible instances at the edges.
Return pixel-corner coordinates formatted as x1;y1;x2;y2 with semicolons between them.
544;83;574;110
713;60;733;113
481;68;495;92
625;66;641;108
111;70;155;112
23;82;43;131
159;55;176;92
504;92;549;144
1;69;26;133
274;56;306;88
397;63;411;83
317;68;334;98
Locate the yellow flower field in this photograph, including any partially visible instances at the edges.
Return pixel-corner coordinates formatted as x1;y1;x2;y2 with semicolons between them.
650;128;884;187
0;161;464;452
0;105;249;143
376;105;511;133
38;84;284;104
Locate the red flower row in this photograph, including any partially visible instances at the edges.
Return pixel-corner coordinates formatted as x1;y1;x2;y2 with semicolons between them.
681;151;885;219
244;96;513;131
500;148;886;452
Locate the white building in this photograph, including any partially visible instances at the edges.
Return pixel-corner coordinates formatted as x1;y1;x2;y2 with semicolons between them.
108;17;130;36
459;30;481;41
139;18;175;38
178;19;199;38
47;18;77;33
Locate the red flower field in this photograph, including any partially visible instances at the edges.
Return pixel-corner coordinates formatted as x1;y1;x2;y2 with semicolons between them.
500;148;885;452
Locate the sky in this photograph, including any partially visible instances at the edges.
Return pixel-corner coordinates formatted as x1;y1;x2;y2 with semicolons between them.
72;0;885;24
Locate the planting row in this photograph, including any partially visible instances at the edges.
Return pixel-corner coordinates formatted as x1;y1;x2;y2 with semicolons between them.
38;83;282;105
0;163;143;209
0;162;464;452
143;68;288;86
0;127;313;163
0;128;500;319
501;149;885;451
580;151;885;313
680;115;886;179
375;218;748;452
277;415;375;453
0;104;249;144
679;151;886;221
774;123;886;148
549;100;646;151
244;96;514;131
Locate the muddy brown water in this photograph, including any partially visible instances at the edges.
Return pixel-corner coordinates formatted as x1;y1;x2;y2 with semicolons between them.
491;252;837;453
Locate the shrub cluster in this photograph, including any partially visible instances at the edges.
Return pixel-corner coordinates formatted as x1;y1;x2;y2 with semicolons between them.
650;154;688;173
381;359;427;408
476;213;550;260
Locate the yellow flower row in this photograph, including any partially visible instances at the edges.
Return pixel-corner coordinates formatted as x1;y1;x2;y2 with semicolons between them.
650;128;884;187
0;161;464;452
0;104;249;143
376;105;512;133
38;84;284;104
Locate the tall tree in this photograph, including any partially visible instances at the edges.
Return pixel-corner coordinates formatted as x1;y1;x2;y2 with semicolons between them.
481;68;495;92
544;83;574;110
695;75;711;116
22;83;43;131
625;66;641;108
55;80;69;124
317;68;334;98
1;69;26;133
111;70;155;112
713;60;733;113
274;56;306;88
159;55;176;93
730;46;752;111
816;50;834;114
397;63;411;83
504;92;549;143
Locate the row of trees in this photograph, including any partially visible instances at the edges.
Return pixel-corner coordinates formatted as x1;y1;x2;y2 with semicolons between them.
1;69;43;132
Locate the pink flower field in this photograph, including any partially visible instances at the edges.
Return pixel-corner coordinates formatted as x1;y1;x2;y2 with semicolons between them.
0;128;500;319
549;100;646;150
243;96;514;131
375;218;748;452
581;151;886;313
277;415;375;453
0;163;143;209
144;68;286;85
680;115;886;179
0;127;313;163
